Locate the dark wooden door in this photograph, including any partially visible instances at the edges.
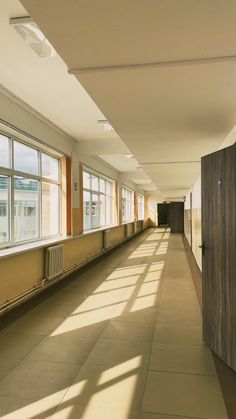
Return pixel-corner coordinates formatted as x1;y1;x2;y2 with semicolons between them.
169;202;184;233
202;143;236;371
157;203;170;226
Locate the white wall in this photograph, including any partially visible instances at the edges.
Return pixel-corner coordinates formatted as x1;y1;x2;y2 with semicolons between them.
184;176;202;269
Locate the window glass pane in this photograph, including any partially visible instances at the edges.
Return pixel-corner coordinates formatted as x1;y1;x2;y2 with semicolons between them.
14;176;39;242
83;171;90;189
106;195;111;225
83;190;91;230
122;187;125;198
106;181;112;195
127;199;131;221
138;194;144;219
91;175;99;191
14;141;38;175
42;153;59;181
0;134;10;168
122;198;126;222
42;183;59;236
91;193;99;227
100;194;105;226
100;178;105;193
0;175;9;243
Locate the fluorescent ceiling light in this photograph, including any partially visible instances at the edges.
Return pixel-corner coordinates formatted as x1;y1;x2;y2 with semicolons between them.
9;16;57;58
97;120;114;132
125;154;134;158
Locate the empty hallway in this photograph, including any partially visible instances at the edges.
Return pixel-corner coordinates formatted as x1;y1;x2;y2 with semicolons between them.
0;229;228;419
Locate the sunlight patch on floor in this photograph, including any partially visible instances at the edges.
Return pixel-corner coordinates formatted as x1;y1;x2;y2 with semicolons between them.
148;262;165;272
105;265;146;279
130;294;157;311
2;390;64;419
94;276;140;292
138;281;160;297
98;357;142;384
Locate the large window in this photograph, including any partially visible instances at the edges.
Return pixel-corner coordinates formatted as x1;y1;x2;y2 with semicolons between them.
83;169;114;231
137;193;144;220
0;133;61;247
122;186;134;223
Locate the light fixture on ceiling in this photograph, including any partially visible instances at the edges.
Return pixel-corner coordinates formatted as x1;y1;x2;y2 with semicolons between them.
9;16;57;58
97;120;114;133
125;154;134;158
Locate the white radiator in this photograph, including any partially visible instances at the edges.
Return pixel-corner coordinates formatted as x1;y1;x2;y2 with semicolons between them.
103;229;111;250
45;244;64;280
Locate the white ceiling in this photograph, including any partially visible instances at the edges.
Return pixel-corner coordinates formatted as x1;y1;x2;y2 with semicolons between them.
6;0;236;198
0;0;153;190
0;0;115;143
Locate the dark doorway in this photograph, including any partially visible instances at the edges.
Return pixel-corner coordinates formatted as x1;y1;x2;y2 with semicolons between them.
157;203;170;226
169;202;184;233
157;202;184;233
202;142;236;371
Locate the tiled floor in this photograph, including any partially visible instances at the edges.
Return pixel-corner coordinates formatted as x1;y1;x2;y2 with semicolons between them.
0;228;228;418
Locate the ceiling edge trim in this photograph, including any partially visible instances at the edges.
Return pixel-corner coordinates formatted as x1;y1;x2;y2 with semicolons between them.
68;53;236;74
140;161;201;165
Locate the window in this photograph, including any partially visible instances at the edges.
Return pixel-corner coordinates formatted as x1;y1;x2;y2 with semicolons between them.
0;133;61;247
137;193;144;220
122;186;134;223
83;169;114;231
0;176;9;243
0;134;10;168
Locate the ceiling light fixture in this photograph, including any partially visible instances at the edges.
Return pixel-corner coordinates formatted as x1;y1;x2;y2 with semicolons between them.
97;120;114;132
125;154;134;159
9;16;57;58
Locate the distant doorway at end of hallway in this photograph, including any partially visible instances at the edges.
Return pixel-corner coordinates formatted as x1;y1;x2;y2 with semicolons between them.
157;202;184;233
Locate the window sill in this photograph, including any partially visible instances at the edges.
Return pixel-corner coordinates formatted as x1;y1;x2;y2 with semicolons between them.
0;236;70;260
0;221;145;260
83;224;118;235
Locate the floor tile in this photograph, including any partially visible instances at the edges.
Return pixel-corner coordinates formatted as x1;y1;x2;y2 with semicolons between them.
0;358;21;381
119;307;158;324
52;404;139;419
0;359;79;399
27;333;97;364
101;319;154;342
149;343;216;375
153;324;203;345
62;362;147;411
0;332;44;358
142;370;228;419
156;306;201;325
0;395;60;419
140;413;205;419
85;338;151;369
2;314;62;336
51;312;109;337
